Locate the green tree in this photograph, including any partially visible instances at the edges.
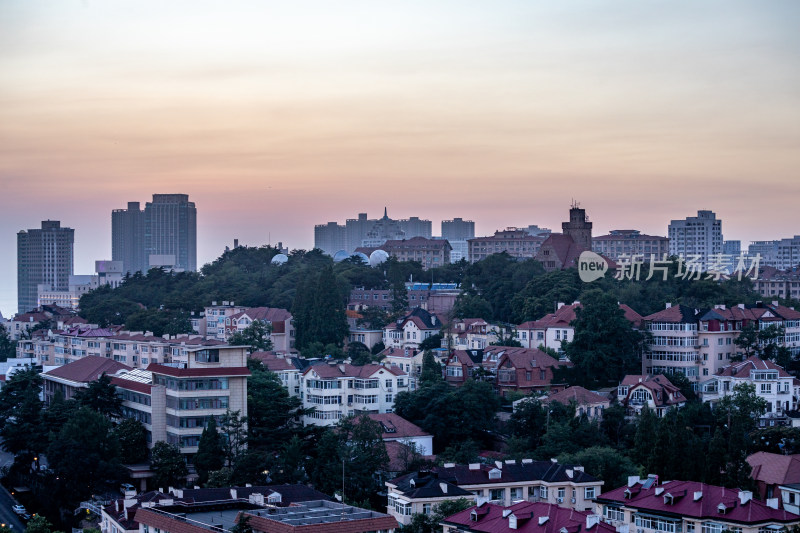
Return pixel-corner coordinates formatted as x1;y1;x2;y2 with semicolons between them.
308;266;350;348
25;515;55;533
194;418;225;484
418;334;443;351
347;342;373;365
228;321;273;353
418;351;442;384
338;414;390;504
246;362;305;451
452;294;493;321
0;323;16;362
733;323;760;360
73;373;123;417
558;446;639;490
150;441;188;488
113;418;149;464
564;289;647;387
507;398;548;451
220;409;248;466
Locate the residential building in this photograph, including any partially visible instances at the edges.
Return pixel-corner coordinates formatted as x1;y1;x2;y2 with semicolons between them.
347;310;384;350
387;473;474;524
444;350;484;386
314;221;347;256
700;357;796;426
222;306;295;351
349;284;459;315
746;452;800;502
595;477;800;533
17;220;74;314
617;375;686;417
382;347;426;385
749;236;800;270
134;499;396;533
374;236;451;269
383;308;441;350
592;230;669;261
112;201;147;275
749;241;780;266
37;261;125;310
144;194;197;271
781;484;800;515
642;302;800;383
494;347;571;397
442;501;614;533
534;234;588;272
724;240;742;256
8;304;82;341
111;344;249;454
399;217;433;240
442;218;475;263
538;386;611;419
668;210;723;271
366;412;434;456
467;229;545;263
525;225;552;237
201;301;247;339
752;267;800;300
249;351;308;396
42;356;132;404
387;459;604;519
516;302;642;355
445;319;501;351
300;363;409;426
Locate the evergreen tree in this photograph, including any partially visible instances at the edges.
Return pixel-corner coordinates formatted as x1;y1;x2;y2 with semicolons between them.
73;373;123;417
150;442;188;488
113;418;149;464
419;351;442;384
195;418;225;484
309;266;349;347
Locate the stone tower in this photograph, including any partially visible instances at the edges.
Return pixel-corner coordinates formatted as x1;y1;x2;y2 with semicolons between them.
562;202;592;250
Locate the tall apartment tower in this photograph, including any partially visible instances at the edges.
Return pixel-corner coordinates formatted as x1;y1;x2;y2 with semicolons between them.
144;194;197;271
441;218;475;242
562;204;592;250
112;201;146;275
668;210;723;270
17;220;74;313
314;222;347;255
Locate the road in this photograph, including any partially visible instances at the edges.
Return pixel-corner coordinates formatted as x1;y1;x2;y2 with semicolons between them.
0;482;25;531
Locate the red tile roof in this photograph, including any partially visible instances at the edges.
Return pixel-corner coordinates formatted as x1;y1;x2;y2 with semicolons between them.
715;356;792;378
543;386;610;407
620;375;684;407
250;352;297;371
367;413;431;439
111;376;152;394
147;363;251;378
597;480;800;525
747;452;800;486
443;501;615;533
303;363;406;379
519;303;642;330
43;356;132;383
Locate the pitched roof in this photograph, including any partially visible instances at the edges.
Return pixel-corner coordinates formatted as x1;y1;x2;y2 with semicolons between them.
389;471;472;498
487;346;565;371
747;452;800;486
715;356;792;378
448;350;484;367
230;307;291;323
250;351;306;372
543;386;610;407
537;233;586;268
43;356;132;383
644;304;700;323
408;460;601;486
302;363;406;379
443;501;616;533
620;375;684;407
596;480;800;525
367;413;431;439
518;303;642;330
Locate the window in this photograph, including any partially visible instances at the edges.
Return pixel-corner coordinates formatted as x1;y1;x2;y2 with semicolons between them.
540;487;548;499
585;487;596;499
558;488;565;499
422;504;431;515
510;488;522;500
604;507;624;521
490;489;504;501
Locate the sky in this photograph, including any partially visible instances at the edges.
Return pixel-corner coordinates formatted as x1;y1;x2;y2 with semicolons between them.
1;0;799;318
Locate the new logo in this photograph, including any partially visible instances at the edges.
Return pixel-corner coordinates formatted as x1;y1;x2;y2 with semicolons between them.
578;251;608;283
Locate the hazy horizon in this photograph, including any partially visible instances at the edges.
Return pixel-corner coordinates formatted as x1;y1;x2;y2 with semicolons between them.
2;0;799;318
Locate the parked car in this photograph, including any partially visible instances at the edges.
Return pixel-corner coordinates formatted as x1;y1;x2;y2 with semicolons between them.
12;505;26;515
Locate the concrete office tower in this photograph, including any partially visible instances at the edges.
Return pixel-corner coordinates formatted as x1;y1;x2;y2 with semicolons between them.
144;194;197;271
17;220;74;314
441;218;475;242
112;201;146;275
668;210;723;270
314;222;347;256
399;216;432;239
562;204;593;250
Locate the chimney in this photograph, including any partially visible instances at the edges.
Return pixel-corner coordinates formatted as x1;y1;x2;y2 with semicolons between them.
738;303;745;309
766;498;779;509
444;463;456;468
440;483;448;494
469;463;481;470
495;461;503;469
539;517;550;526
566;469;574;479
586;515;601;529
557;302;565;309
551;458;558;464
738;491;752;505
772;301;779;307
627;476;640;487
665;303;672;309
502;510;513;518
230;488;238;500
693;491;703;501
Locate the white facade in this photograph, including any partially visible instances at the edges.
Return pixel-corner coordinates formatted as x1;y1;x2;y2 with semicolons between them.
668;210;723;271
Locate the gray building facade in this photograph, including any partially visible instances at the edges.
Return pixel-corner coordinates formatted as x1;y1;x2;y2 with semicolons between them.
17;220;74;314
144;194;197;271
112;201;146;275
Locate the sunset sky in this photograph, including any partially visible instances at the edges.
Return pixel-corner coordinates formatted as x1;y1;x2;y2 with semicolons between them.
1;1;799;317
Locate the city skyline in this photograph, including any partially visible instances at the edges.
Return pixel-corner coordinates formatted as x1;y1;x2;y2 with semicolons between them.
2;1;799;316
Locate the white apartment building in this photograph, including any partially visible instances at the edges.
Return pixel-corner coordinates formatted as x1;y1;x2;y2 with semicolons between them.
202;301;247;339
700;356;797;426
383;308;441;350
300;363;409;426
37;261;125;310
446;319;501;351
668;210;723;271
643;302;800;384
749;236;800;270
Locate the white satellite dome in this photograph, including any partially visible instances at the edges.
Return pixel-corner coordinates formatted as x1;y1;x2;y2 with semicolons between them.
369;249;389;267
270;253;289;265
352;252;369;264
333;250;350;263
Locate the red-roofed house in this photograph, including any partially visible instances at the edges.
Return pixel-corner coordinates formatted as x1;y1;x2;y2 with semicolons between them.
747;452;800;502
367;412;433;455
222;307;295;352
383;308;442;350
618;375;686;417
595;477;800;533
301;363;410;426
442;501;614;533
491;347;571;397
539;386;611;419
447;318;502;351
41;355;131;404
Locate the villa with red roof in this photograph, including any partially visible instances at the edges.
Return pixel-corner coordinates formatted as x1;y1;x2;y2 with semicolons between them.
491;346;571;397
747;452;800;503
383;307;442;351
447;318;502;351
222;306;295;351
595;477;800;533
442;501;615;533
541;386;611;419
301;363;409;426
516;302;643;354
618;375;686;417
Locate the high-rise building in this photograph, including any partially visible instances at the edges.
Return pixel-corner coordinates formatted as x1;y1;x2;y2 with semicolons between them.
112;201;146;275
441;218;475;242
313;222;347;256
144;194;197;271
562;204;593;250
398;216;432;239
316;210;432;255
668;210;723;270
17;220;74;314
592;229;669;261
723;240;742;256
